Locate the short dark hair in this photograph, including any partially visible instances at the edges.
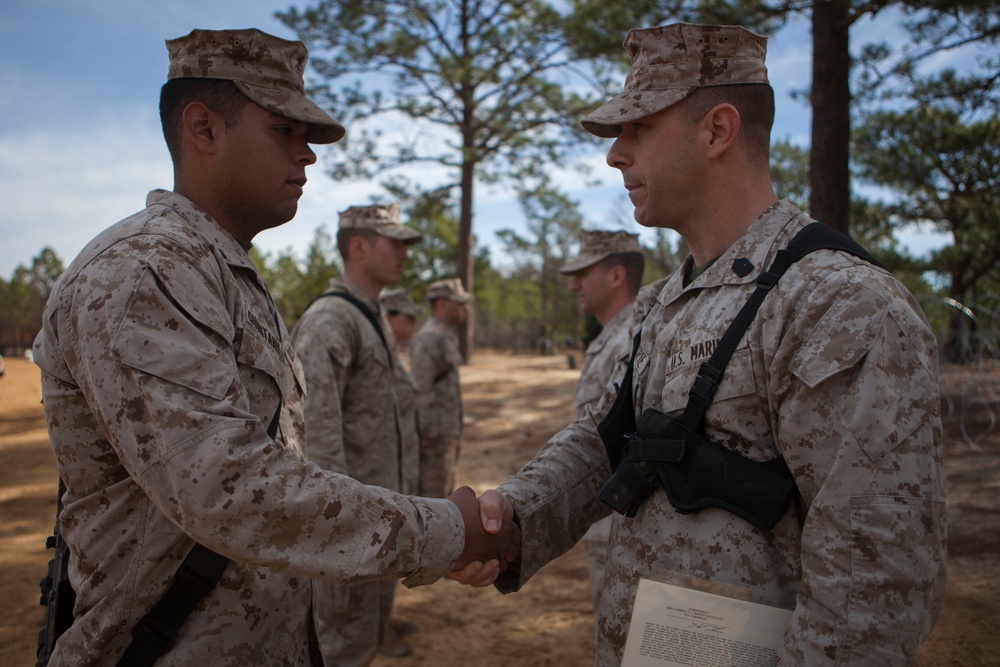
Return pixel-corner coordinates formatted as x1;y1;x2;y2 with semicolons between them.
159;78;249;162
680;84;775;163
336;227;378;259
598;251;645;296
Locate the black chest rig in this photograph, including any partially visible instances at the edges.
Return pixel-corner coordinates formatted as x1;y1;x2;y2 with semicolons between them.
597;222;879;530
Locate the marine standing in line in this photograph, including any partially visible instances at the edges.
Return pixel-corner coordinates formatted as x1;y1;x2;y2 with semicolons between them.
379;286;424;653
291;203;421;665
381;288;423;501
410;278;470;498
559;229;644;626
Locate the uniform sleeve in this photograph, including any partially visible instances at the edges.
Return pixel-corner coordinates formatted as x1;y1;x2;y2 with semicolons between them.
494;399;615;592
576;321;631;420
770;271;947;664
71;242;464;584
290;307;354;474
495;316;632;591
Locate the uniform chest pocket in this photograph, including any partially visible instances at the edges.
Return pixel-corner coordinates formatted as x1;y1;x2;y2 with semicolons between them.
656;347;758;413
235;324;283;389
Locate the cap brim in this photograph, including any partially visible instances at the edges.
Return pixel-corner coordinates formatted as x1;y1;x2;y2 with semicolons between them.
236;81;346;144
430;292;471;304
375;224;423;245
581;88;693;138
559;254;603;275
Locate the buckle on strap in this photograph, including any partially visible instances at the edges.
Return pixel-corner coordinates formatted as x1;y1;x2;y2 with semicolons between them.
689;362;722;405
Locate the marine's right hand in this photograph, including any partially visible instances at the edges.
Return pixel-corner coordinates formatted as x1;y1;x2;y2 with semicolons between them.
446;486;520;585
445;488;517;587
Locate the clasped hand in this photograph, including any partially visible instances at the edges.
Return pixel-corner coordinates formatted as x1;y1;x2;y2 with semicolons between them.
445;487;518;587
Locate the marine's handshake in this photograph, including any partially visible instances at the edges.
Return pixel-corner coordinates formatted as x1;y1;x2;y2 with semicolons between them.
446;486;518;587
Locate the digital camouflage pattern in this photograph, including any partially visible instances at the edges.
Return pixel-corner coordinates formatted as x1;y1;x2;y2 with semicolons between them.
380;288;422;494
337;202;422;244
392;357;422;496
381;288;421;317
575;304;633;611
582;23;769;138
496;199;947;666
560;230;642;276
291;278;405;489
425;277;472;303
290;278;409;665
573;307;632;423
32;190;464;666
411;317;464;497
166;28;345;144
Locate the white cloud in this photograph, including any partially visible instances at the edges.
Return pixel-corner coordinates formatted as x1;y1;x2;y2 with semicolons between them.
0;106;172;274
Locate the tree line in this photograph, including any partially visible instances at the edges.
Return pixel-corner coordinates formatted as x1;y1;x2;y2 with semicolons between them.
1;1;997;362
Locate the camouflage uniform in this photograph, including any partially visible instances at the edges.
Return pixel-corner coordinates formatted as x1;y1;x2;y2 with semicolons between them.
411;280;468;498
559;228;644;614
393;362;421;493
33;190;464;666
381;289;423;497
292;278;404;486
575;305;632;608
574;307;632;421
291;203;420;666
495;200;947;666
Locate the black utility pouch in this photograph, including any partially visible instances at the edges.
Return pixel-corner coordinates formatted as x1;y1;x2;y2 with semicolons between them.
634;408;796;531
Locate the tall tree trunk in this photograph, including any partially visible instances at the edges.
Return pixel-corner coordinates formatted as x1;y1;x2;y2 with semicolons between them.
456;0;474;362
456;156;475;362
810;0;852;234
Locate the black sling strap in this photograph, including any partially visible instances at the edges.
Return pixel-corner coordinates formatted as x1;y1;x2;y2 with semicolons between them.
679;222;879;432
116;398;284;666
317;290;393;369
314;288;406;491
599;222;880;467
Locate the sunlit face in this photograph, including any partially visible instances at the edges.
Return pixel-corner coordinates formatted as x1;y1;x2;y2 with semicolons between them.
569;262;615;317
442;298;468;326
605;104;704;233
213;102;317;239
363;234;409;289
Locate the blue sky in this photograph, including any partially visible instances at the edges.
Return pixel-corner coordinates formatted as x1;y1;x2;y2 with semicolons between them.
0;2;958;278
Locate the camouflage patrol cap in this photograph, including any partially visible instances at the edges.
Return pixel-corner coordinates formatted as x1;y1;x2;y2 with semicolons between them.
166;28;345;144
338;203;422;245
380;288;420;317
427;278;471;304
560;229;642;274
581;23;769;138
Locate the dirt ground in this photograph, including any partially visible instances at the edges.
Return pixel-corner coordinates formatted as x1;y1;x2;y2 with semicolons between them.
1;352;998;666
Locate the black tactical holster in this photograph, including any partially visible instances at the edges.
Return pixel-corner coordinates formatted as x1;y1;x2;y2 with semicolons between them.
601;408;796;530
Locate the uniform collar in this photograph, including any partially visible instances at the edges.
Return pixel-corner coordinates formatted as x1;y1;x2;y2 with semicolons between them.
602;302;633;332
649;199;807;310
680;199;806;287
325;277;382;312
146;189;260;275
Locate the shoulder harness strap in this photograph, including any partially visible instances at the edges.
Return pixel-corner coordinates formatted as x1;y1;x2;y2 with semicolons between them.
679;222;879;431
599;222;879;466
317;290;393;369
